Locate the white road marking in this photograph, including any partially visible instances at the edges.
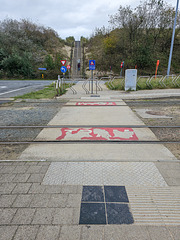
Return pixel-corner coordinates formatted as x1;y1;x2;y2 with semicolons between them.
0;85;42;96
0;86;7;89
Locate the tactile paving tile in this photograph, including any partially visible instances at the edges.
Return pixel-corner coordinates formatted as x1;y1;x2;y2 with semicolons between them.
43;162;167;187
80;186;134;225
126;186;180;225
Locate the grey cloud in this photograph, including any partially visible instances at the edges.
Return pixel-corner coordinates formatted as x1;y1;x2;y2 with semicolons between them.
0;0;178;39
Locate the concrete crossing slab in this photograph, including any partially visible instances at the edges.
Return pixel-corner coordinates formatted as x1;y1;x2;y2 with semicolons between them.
46;104;143;126
19;143;176;161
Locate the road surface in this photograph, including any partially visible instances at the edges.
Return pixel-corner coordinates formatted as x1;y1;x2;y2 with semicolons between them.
0;80;53;98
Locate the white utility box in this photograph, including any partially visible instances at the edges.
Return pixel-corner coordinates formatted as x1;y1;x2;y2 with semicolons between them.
125;69;137;91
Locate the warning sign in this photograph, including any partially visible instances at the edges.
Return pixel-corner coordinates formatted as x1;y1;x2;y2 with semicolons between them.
89;60;96;70
61;60;66;66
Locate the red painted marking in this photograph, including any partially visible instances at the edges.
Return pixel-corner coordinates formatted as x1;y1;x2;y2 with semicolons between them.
56;128;139;141
76;102;117;106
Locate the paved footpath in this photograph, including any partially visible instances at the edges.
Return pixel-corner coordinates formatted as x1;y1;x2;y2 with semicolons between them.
0;82;180;240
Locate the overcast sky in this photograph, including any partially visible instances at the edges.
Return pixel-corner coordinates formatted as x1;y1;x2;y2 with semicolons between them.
0;0;178;40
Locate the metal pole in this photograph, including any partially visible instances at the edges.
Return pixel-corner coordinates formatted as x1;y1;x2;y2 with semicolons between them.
96;79;97;94
167;0;179;76
91;70;93;94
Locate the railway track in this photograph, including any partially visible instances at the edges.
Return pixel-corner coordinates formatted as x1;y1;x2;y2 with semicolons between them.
0;125;179;144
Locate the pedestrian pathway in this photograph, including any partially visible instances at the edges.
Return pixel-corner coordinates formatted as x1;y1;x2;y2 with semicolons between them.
1;82;180;239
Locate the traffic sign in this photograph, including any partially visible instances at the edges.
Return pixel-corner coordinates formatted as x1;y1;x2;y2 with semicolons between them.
61;60;66;66
89;60;95;70
38;68;46;70
61;66;67;73
67;65;71;69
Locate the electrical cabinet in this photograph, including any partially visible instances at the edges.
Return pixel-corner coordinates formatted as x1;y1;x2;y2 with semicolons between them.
125;69;137;91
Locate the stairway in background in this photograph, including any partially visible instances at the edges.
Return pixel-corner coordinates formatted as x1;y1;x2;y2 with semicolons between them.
72;41;82;78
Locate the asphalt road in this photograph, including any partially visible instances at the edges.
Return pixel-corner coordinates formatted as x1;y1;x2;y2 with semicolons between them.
0;80;54;98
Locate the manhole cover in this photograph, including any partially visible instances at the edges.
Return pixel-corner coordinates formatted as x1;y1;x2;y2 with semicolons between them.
146;110;166;116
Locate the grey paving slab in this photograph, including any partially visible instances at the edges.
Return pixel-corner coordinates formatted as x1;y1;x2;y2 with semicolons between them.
0;173;16;183
36;225;61;240
0;226;18;240
32;208;56;224
26;166;43;174
39;165;49;174
13;226;39;240
12;174;30;183
0;208;17;224
12;194;33;207
28;183;45;194
72;208;81;225
0;162;13;166
146;226;173;240
11;208;36;224
168;226;180;240
44;185;62;194
165;177;180;186
37;161;51;166
13;165;29;173
155;169;180;178
0;166;16;173
155;162;180;170
52;208;74;225
30;194;51;207
104;225;151;240
11;161;26;166
59;225;81;240
81;225;104;240
0;194;17;207
66;194;81;208
48;194;68;208
61;185;81;194
12;183;32;194
25;162;39;166
0;183;16;194
27;173;45;183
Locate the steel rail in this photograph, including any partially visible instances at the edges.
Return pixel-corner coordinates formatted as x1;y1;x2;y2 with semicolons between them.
0;125;179;129
2;100;180;104
0;140;180;145
1;104;179;108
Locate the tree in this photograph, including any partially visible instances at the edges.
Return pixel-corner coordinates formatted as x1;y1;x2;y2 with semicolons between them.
87;0;180;74
44;55;55;70
66;36;75;46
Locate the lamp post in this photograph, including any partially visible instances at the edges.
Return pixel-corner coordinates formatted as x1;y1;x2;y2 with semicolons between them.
167;0;179;76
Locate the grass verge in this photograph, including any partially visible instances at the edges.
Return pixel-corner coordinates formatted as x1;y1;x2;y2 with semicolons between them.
14;83;70;99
